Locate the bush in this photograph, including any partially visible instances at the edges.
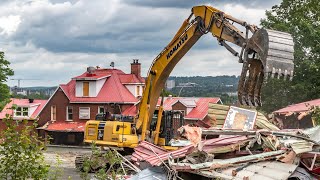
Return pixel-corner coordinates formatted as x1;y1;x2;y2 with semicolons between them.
0;115;50;179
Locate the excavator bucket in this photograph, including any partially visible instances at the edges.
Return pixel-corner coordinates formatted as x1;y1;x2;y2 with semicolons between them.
238;29;294;106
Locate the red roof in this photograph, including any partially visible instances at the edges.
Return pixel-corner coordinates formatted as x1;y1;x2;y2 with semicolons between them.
0;98;47;119
185;98;221;120
274;98;320;114
122;97;221;120
73;68;112;80
45;121;85;132
119;74;145;84
60;69;144;103
122;105;137;116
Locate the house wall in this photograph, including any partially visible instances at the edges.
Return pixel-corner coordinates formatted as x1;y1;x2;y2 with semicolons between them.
0;119;35;133
38;88;70;126
125;84;144;97
76;80;106;97
125;85;136;97
96;78;106;95
172;101;187;115
38;87;135;126
29;105;38;117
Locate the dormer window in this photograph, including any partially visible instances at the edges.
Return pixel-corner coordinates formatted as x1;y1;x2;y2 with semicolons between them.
15;107;29;117
83;82;89;96
136;86;140;96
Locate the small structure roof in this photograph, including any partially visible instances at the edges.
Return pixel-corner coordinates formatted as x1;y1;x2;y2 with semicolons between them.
274;98;320;114
0;98;47;120
45;122;85;132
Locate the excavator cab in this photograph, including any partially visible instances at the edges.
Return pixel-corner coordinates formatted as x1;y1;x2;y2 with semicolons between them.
150;110;184;146
238;29;294;106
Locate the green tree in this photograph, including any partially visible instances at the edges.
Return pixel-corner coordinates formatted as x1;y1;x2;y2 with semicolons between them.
259;0;320;113
0;52;14;110
0;114;49;179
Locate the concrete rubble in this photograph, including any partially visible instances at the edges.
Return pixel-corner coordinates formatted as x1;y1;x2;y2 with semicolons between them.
129;104;320;179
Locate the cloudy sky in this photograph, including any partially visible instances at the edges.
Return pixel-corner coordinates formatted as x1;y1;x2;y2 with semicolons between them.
0;0;281;87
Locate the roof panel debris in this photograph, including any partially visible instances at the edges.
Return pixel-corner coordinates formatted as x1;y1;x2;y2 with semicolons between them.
130;104;320;179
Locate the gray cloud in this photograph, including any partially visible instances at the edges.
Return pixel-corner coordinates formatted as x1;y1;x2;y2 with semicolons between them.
4;0;270;54
124;0;281;9
0;0;277;87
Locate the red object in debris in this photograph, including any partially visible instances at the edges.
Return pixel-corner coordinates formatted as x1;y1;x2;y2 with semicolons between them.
45;122;86;132
274;98;320;114
132;136;249;166
301;152;320;175
131;141;167;164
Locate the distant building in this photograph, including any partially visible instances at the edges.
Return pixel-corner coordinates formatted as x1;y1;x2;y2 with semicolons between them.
226;92;237;96
37;60;145;145
10;86;28;96
176;82;198;87
0;98;47;132
45;88;56;96
165;80;175;90
123;97;222;125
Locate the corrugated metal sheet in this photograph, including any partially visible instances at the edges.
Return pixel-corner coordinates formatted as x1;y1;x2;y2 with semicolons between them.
274;98;320;114
45;122;85;132
192;161;298;180
119;74;145;84
132;136;250;166
170;150;286;170
128;167;167;180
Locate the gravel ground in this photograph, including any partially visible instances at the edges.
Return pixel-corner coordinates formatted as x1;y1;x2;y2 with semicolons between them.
44;146;93;180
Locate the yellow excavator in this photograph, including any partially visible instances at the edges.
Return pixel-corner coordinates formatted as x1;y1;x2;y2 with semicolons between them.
76;5;294;169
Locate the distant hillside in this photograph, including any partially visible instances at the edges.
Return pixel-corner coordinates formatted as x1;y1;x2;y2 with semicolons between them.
23;86;57;90
10;86;57;100
167;76;239;104
11;76;239;104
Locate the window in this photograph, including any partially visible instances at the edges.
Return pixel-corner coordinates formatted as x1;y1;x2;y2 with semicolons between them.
66;106;73;121
136;86;140;96
51;105;56;121
98;106;105;114
15;107;28;117
174;110;185;118
79;107;90;119
83;82;89;96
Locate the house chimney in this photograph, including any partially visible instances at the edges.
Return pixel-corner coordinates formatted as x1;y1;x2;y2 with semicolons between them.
29;98;34;103
131;59;141;77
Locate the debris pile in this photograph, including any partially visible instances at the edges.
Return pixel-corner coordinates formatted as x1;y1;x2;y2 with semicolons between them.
130;104;320;179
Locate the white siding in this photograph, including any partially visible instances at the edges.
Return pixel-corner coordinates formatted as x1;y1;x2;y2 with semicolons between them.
186;107;194;115
96;78;106;95
89;81;96;97
125;85;136;97
76;80;105;97
29;105;38;117
75;81;83;97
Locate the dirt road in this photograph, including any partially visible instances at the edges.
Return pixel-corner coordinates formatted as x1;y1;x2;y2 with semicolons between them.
44;146;92;180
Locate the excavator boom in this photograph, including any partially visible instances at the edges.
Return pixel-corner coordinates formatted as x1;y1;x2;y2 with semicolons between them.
136;5;294;141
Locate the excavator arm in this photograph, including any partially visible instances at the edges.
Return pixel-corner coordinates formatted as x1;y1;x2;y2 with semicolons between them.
136;5;294;141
